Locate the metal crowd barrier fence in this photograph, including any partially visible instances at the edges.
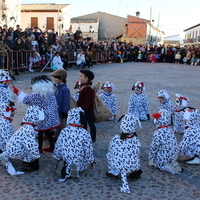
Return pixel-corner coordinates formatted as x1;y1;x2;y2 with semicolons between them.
9;50;40;70
4;49;119;71
0;50;9;70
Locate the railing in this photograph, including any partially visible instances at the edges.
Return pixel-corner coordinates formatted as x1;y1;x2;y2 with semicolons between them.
0;50;9;70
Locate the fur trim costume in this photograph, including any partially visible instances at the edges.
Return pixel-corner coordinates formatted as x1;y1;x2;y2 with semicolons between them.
0;70;13;104
128;81;150;120
54;107;94;179
0;102;15;152
16;75;60;131
106;114;142;193
177;108;200;164
149;109;182;174
174;94;189;133
100;81;117;120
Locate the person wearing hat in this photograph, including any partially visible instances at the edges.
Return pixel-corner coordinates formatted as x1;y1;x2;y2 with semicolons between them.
50;69;70;140
100;81;117;121
106;113;142;193
128;81;150;121
77;70;96;142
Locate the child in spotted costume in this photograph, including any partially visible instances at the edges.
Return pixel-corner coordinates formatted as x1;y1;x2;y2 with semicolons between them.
0;102;16;153
13;75;60;153
100;81;116;120
128;81;150;121
174;94;189;133
0;106;44;175
106;113;142;193
149;109;182;174
54;107;94;180
177;107;200;164
157;89;174;115
0;70;13;104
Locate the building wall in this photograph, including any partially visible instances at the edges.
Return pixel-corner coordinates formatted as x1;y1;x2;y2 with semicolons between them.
73;12;127;40
71;22;99;41
21;5;71;34
0;0;21;28
184;25;200;43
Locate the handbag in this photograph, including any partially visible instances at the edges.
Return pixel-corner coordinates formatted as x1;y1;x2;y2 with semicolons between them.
92;82;113;123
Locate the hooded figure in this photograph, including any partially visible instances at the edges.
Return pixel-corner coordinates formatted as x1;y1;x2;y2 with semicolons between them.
174;94;189;133
100;81;117;121
0;106;44;175
106;114;142;193
157;89;174;115
177;108;200;164
149;109;182;174
0;70;13;104
128;81;150;121
0;101;15;152
54;107;94;180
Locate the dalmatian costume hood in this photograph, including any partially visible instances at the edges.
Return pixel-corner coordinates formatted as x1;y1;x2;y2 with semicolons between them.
0;102;15;152
149;109;182;174
0;106;44;176
100;81;116;120
128;81;150;120
174;94;189;133
106;114;141;193
178;108;200;164
54;107;94;178
157;90;174;115
0;70;13;104
6;106;44;163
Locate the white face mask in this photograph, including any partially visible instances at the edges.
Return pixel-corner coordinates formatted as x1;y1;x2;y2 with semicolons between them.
38;109;45;121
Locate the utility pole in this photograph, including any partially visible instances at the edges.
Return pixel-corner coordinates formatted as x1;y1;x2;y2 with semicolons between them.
149;7;152;45
156;13;160;45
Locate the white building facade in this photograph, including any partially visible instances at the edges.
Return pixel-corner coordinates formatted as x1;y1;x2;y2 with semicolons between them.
21;4;71;35
0;0;21;28
184;23;200;44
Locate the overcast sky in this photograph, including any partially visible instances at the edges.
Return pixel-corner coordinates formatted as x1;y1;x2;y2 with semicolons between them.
21;0;200;38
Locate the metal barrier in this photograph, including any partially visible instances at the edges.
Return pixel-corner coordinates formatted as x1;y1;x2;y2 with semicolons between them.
0;50;9;70
9;50;40;70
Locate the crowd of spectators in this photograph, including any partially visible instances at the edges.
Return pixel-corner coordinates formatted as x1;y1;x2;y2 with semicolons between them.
0;24;200;74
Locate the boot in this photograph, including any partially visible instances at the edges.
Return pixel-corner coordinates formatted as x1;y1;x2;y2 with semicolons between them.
185;157;200;165
172;160;183;173
22;159;39;172
28;67;34;72
6;161;24;175
70;163;79;178
128;169;143;181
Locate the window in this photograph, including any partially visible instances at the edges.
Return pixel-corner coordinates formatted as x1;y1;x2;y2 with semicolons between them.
47;17;54;30
31;17;38;28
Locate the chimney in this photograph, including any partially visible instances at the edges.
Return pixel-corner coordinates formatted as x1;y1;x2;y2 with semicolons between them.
136;11;140;17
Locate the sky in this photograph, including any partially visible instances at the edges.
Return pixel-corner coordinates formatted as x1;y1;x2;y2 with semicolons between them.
21;0;200;38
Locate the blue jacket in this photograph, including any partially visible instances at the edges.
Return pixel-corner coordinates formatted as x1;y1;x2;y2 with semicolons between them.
55;83;70;115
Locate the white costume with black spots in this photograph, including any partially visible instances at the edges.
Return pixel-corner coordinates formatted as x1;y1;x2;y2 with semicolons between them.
0;102;14;152
149;109;180;174
157;90;174;115
54;107;94;176
177;108;200;158
174;94;189;133
128;92;150;120
0;70;13;104
6;106;44;162
100;92;117;120
106;114;141;193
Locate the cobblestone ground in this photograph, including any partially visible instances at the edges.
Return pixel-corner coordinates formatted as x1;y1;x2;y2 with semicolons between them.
0;62;200;200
